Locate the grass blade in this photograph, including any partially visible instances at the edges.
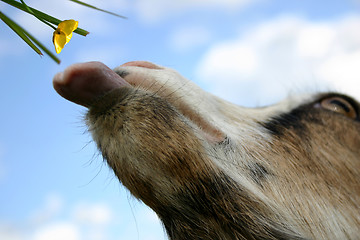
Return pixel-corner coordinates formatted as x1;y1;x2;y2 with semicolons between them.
20;0;56;30
27;32;61;64
69;0;127;19
1;0;89;36
0;11;43;55
0;11;61;64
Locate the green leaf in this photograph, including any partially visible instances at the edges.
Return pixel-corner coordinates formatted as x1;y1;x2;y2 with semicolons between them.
28;33;61;64
0;11;61;64
20;0;56;30
0;0;127;64
0;11;42;55
69;0;127;19
1;0;89;36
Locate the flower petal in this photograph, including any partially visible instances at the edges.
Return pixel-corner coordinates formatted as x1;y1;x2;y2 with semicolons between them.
53;30;67;54
53;20;79;54
58;20;79;36
65;32;73;44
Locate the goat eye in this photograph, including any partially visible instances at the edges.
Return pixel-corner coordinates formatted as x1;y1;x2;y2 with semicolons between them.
319;97;357;119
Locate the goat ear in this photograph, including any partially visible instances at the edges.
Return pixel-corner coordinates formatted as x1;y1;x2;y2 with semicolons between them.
53;61;130;108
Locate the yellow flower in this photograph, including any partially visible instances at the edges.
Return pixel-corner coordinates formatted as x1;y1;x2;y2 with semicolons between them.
53;20;79;54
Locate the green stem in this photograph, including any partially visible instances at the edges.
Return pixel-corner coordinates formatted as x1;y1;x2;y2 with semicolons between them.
69;0;127;19
0;0;89;36
0;11;42;55
0;11;61;64
20;0;56;30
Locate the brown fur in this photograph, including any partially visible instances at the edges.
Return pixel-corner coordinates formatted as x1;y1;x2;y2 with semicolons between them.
61;62;360;239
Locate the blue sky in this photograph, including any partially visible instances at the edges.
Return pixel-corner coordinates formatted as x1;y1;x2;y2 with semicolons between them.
0;0;359;239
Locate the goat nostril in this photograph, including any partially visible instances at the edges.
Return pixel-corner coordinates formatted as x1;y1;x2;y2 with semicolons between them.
121;61;162;69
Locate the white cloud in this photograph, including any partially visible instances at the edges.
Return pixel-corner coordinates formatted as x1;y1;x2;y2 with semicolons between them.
133;0;260;23
72;202;112;225
0;194;118;240
169;25;212;52
196;15;360;106
29;194;63;225
32;222;80;240
198;41;258;78
316;51;360;97
0;224;22;240
295;24;336;58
